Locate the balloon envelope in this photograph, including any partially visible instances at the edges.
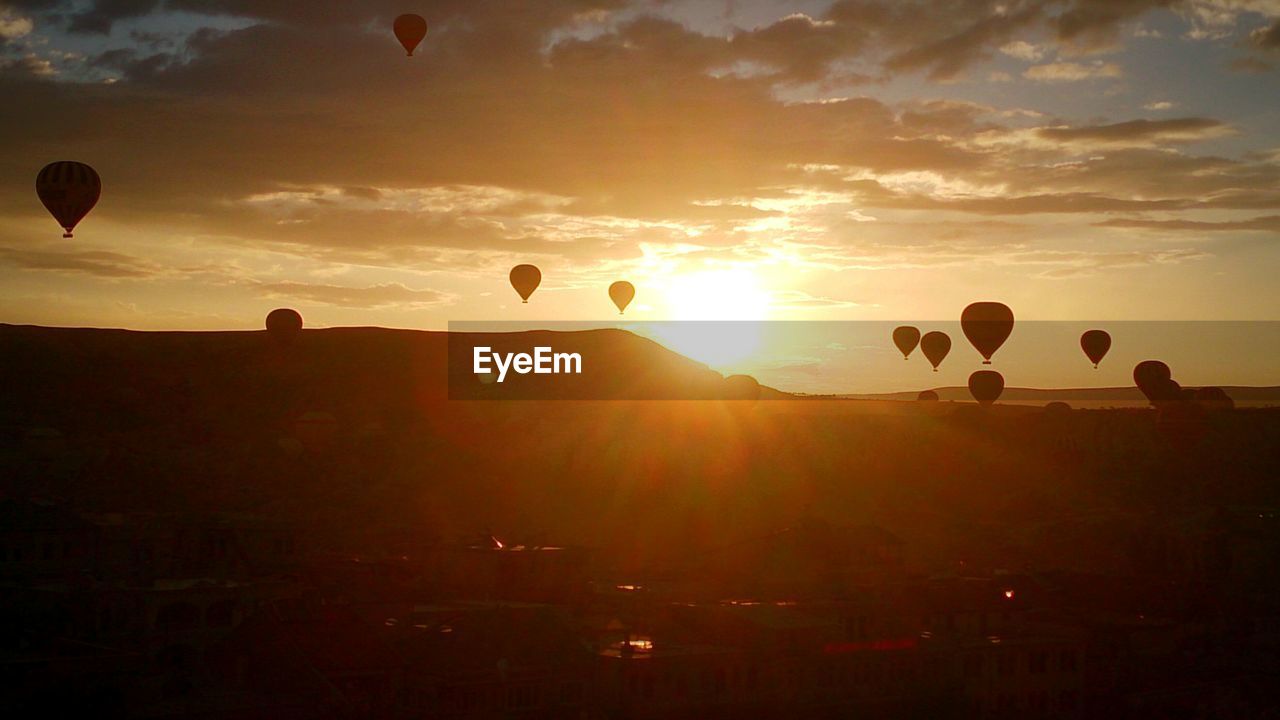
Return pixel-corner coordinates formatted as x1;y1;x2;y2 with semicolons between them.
394;14;428;56
917;389;939;402
609;281;635;314
265;308;303;341
509;264;541;302
961;302;1014;364
1133;360;1174;404
724;374;761;401
1080;329;1111;368
893;326;921;360
36;161;101;238
968;370;1004;406
1195;386;1234;411
920;331;951;371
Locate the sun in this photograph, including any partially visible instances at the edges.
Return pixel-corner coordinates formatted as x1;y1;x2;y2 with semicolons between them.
663;268;771;321
636;268;771;369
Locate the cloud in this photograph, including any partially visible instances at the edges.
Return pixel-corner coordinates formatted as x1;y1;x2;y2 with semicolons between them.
1008;247;1211;278
1;53;55;76
1143;100;1173;110
0;8;33;40
250;280;453;309
879;1;1047;81
1023;61;1122;81
1094;215;1280;232
1034;117;1232;146
1251;18;1280;49
0;0;1275;285
999;40;1045;60
1228;55;1274;73
769;289;861;309
66;0;162;34
1050;0;1175;50
0;246;163;277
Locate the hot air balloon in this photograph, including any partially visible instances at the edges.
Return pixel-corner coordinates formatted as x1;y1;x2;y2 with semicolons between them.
265;308;303;342
1195;386;1234;411
36;161;100;238
920;331;951;372
609;281;635;315
1044;401;1072;416
1080;329;1111;369
509;264;541;303
893;326;921;360
724;374;761;401
393;14;428;56
968;370;1004;406
917;389;939;402
961;302;1014;364
1133;360;1176;405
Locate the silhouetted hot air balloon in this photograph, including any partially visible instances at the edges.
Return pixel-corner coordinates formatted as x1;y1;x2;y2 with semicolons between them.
509;264;541;303
968;370;1004;406
920;331;951;372
1134;360;1173;405
1133;360;1169;392
265;308;303;342
917;389;939;402
609;281;635;315
1195;386;1234;411
1044;401;1072;416
961;302;1014;364
393;14;428;56
893;326;921;360
724;374;761;401
36;161;100;238
1080;329;1111;369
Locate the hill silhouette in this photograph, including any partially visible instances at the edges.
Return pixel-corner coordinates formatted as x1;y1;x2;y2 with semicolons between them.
1;324;1278;576
840;385;1280;408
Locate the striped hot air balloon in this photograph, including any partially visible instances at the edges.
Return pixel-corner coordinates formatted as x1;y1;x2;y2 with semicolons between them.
36;161;101;238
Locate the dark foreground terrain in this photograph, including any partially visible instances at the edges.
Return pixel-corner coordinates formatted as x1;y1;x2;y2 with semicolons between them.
2;324;1279;718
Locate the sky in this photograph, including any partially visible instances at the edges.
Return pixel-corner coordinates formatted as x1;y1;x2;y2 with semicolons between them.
1;1;1279;377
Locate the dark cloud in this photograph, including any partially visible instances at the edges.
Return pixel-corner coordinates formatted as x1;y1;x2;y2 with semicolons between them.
89;46;175;78
1251;18;1280;50
66;0;161;34
0;0;1275;274
0;246;161;277
0;54;54;77
1035;118;1231;145
881;1;1046;81
1094;215;1280;232
1050;0;1175;49
165;0;626;30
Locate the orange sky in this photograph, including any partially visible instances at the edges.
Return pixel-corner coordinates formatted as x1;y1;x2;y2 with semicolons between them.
1;0;1279;339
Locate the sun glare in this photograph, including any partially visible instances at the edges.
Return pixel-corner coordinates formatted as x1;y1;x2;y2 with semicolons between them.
664;268;771;321
639;268;771;369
